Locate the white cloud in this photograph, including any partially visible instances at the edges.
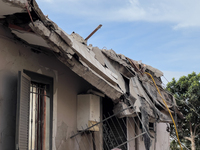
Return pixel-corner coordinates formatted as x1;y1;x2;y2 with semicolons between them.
37;0;200;29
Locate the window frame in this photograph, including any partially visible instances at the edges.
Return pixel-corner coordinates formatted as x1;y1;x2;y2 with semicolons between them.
24;70;54;150
16;70;53;150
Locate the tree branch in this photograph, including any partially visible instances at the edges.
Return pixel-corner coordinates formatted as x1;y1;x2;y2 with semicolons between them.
184;136;192;142
195;132;200;138
194;123;200;135
190;121;193;136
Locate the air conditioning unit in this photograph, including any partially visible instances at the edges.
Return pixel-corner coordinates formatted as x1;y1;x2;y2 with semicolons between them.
77;94;100;131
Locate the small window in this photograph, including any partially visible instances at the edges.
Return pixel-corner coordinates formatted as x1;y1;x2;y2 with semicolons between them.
139;122;155;131
15;71;53;150
149;123;154;131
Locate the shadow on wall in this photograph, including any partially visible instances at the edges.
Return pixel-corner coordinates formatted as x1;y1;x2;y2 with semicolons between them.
0;70;18;150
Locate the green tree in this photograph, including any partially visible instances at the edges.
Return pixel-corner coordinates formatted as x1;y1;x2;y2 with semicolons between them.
166;72;200;150
170;139;179;150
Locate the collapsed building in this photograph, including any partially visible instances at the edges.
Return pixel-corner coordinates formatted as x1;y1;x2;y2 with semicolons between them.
0;0;183;150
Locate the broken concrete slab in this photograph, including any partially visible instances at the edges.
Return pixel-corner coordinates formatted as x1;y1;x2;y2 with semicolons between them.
11;30;51;48
55;28;73;47
70;57;123;100
0;0;26;17
29;20;51;39
0;0;183;123
70;38;118;85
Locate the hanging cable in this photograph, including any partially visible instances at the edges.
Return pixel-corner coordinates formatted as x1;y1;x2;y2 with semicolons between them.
144;72;183;150
162;76;200;117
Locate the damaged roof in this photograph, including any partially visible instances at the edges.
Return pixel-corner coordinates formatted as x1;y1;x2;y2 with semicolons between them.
0;0;183;123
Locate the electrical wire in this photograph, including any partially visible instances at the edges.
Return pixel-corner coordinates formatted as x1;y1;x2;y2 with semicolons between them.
170;134;190;150
145;72;183;150
175;99;200;117
163;75;200;117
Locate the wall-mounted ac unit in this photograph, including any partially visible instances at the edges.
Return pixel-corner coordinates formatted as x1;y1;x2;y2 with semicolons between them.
77;94;100;131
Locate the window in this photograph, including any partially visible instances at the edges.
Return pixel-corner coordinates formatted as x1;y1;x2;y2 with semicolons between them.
29;82;50;150
140;122;155;131
103;97;127;150
15;71;53;150
149;123;154;131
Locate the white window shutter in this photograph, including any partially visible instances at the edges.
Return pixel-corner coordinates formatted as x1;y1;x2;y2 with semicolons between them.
15;71;31;150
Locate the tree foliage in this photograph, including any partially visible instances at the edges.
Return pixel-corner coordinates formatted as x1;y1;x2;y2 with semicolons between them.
166;72;200;150
170;139;179;150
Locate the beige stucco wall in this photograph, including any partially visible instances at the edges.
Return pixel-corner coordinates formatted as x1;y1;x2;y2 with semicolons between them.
135;122;170;150
0;25;94;150
153;123;170;150
127;118;136;149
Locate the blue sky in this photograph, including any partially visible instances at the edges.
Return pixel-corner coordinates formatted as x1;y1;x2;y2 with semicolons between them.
37;0;200;84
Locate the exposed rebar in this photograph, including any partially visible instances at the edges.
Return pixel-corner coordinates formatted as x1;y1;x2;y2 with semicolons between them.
85;24;102;41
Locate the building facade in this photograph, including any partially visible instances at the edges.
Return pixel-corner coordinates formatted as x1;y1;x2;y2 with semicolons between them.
0;0;182;150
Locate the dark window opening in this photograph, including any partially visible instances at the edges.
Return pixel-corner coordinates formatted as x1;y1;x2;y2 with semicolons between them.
103;97;127;150
122;75;130;96
149;123;154;131
139;121;155;131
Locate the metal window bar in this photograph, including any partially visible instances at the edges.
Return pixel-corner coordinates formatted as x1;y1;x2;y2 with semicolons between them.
70;106;147;150
29;82;50;150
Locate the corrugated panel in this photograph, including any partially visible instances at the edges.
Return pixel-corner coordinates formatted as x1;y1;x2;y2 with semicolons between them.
15;71;31;150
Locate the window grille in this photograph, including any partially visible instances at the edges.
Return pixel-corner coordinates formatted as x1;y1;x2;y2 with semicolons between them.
70;106;147;150
29;82;50;150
